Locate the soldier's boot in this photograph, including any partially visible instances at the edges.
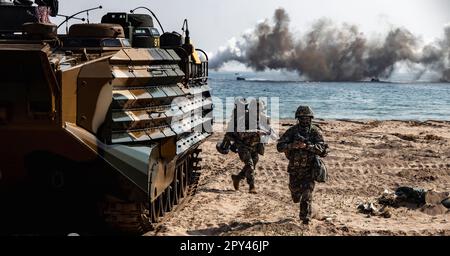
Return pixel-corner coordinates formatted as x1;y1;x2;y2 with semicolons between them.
249;184;257;194
300;200;312;225
231;175;241;191
301;218;310;225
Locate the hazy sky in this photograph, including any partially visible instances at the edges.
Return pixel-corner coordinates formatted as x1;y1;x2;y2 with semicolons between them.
52;0;449;52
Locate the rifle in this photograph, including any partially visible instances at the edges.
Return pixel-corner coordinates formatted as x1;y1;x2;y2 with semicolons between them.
290;134;329;157
290;134;309;149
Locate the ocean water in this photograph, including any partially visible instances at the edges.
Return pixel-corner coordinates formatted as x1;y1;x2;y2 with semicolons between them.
209;71;450;121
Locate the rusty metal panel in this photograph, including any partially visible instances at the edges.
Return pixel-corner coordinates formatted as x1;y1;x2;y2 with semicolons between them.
163;65;178;78
128;94;152;109
112;90;135;101
161;127;176;137
111;132;133;143
172;67;185;77
111;66;135;86
171;83;186;96
166;49;181;61
179;84;191;95
129;89;152;101
123;48;153;65
128;130;151;142
103;38;212;147
147;86;167;98
156;49;175;61
160;86;178;97
146;128;166;140
148;111;167;120
148;48;165;61
112;111;133;123
131;66;152;86
128;110;151;122
112;90;136;109
109;50;131;65
147;66;167;83
165;65;185;83
111;111;134;131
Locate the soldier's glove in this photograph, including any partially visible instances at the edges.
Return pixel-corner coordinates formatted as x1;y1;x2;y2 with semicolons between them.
318;144;330;157
290;142;307;150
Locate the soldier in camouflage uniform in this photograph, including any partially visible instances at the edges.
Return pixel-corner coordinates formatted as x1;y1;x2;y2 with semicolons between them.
217;99;271;194
228;131;263;194
277;106;328;224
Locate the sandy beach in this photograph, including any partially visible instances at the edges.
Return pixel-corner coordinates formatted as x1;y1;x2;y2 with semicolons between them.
146;119;450;236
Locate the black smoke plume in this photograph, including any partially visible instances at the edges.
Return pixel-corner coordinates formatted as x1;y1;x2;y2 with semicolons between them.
210;8;450;82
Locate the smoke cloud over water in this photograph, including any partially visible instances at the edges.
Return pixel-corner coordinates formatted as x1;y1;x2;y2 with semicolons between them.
210;8;450;82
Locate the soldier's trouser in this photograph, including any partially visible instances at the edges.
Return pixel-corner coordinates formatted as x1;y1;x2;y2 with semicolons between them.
237;149;259;186
288;166;315;221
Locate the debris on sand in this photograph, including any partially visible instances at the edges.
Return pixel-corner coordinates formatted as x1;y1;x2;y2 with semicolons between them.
425;190;449;205
376;187;450;215
423;134;443;141
359;187;449;218
357;202;378;215
357;201;392;218
395;187;427;204
422;191;450;215
377;189;398;206
393;133;418;142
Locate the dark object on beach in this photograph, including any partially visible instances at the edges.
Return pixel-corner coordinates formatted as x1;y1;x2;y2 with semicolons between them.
395;187;426;204
442;198;450;209
371;77;380;82
237;77;246;81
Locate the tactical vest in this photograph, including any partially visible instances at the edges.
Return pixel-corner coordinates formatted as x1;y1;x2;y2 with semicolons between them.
235;132;261;150
286;127;315;167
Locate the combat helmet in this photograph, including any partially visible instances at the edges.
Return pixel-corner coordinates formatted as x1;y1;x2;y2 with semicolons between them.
295;106;314;119
216;140;230;155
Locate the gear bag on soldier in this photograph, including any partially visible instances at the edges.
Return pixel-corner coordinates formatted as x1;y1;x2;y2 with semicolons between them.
313;156;328;183
256;143;265;156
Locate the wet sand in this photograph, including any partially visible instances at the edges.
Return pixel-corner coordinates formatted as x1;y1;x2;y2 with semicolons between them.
146;120;450;236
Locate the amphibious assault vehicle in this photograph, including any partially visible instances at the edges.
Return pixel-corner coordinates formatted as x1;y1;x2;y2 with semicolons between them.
0;2;212;234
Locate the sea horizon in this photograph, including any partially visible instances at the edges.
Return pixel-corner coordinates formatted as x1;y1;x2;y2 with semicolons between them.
209;71;450;122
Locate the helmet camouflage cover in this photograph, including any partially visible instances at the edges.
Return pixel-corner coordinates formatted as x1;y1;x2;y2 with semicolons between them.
295;106;314;118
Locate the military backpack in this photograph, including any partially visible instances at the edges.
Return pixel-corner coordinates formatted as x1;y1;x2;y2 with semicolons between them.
313;156;328;183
